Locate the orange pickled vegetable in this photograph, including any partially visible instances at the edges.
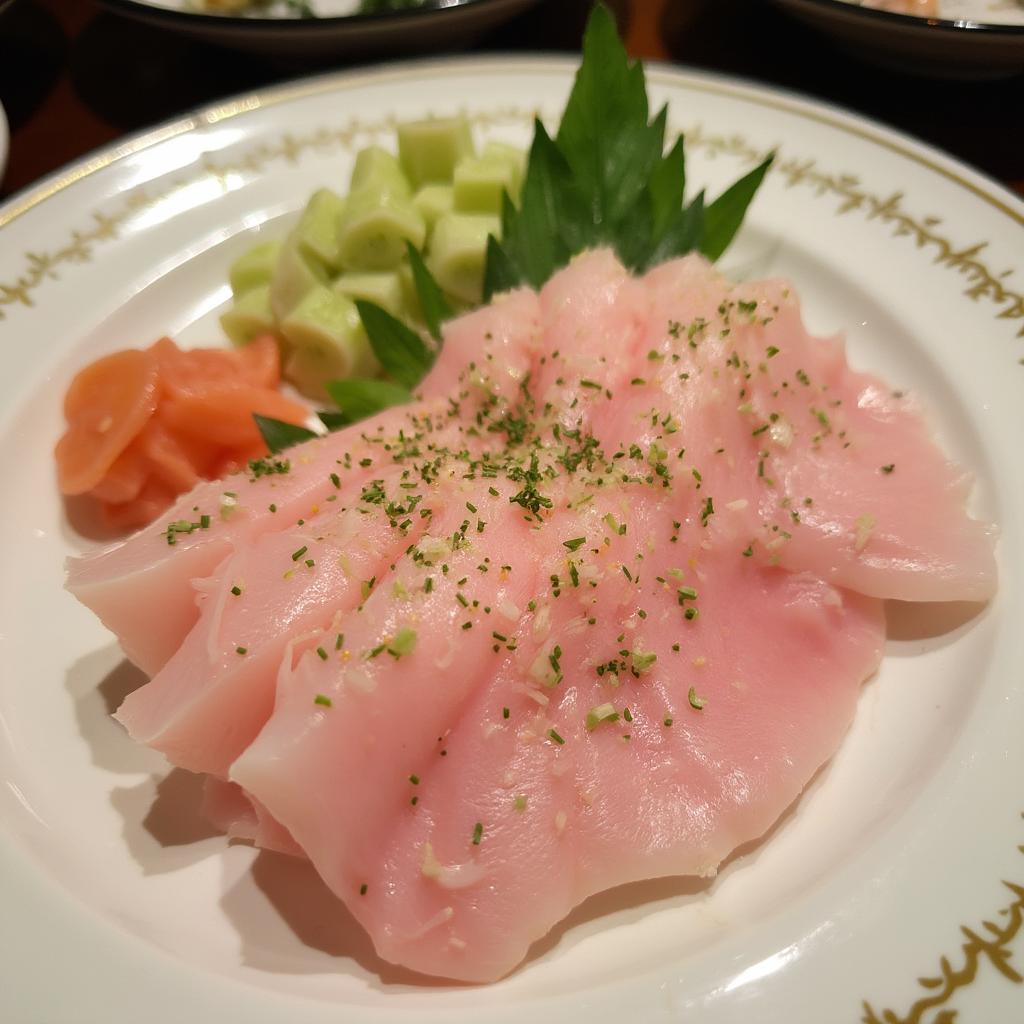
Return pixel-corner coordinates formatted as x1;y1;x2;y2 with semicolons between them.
56;336;310;530
55;349;160;496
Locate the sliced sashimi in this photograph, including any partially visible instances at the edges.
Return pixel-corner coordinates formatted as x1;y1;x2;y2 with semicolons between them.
68;248;998;985
114;466;437;777
232;481;885;981
230;476;550;864
414;287;542;405
201;778;303;858
638;257;996;601
66;401;449;674
66;291;542;676
533;252;996;602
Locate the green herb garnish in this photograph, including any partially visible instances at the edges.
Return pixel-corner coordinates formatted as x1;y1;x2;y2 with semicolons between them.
406;240;453;343
324;378;413;425
483;4;772;299
253;414;316;455
354;299;435;390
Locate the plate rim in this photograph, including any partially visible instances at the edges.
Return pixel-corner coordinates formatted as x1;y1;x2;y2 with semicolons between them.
1;53;1022;237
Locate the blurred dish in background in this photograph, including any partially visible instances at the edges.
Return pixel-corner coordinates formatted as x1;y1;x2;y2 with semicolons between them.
94;0;541;56
840;0;1024;21
0;100;8;186
775;0;1024;76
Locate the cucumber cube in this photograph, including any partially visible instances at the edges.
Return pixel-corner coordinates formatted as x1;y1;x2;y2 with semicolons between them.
412;184;455;234
294;188;346;272
336;187;426;272
270;237;329;321
229;240;282;297
481;141;526;199
426;212;500;306
332;271;405;317
219;284;277;347
349;146;411;197
397;116;475;189
453;157;518;215
280;285;381;400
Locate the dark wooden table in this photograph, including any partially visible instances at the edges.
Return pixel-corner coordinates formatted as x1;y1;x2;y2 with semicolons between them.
0;0;1022;201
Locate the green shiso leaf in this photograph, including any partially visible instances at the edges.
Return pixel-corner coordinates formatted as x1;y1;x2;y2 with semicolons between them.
253;414;317;454
484;3;772;291
325;378;413;425
700;155;774;263
405;240;452;344
354;299;435;390
647;135;687;239
485;121;576;299
317;409;349;431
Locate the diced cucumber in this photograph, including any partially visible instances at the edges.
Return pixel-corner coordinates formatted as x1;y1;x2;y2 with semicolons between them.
280;285;381;400
397;116;475;189
229;240;282;297
294;188;346;272
219;284;277;347
332;271;405;317
481;141;526;199
426;212;500;305
336;188;426;272
453;157;518;215
412;184;455;234
349;146;411;197
270;237;330;321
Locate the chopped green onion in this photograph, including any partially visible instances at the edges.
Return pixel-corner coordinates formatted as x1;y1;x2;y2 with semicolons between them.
632;650;657;674
387;627;418;658
585;702;620;731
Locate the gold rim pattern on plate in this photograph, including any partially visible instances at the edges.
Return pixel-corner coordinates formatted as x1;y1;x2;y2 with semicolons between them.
0;62;1021;1019
861;815;1024;1024
683;125;1024;341
1;85;1022;344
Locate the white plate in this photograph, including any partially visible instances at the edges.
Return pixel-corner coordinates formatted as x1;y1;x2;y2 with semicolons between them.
775;0;1024;75
1;57;1022;1023
96;0;540;55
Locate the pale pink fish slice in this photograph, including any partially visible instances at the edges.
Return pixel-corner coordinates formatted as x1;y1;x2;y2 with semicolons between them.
414;287;542;406
65;401;447;675
66;290;543;676
625;255;997;602
201;778;303;858
114;471;432;777
530;249;650;436
229;477;554;906
231;482;884;982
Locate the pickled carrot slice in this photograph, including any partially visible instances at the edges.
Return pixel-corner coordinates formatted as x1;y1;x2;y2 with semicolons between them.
55;348;160;496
